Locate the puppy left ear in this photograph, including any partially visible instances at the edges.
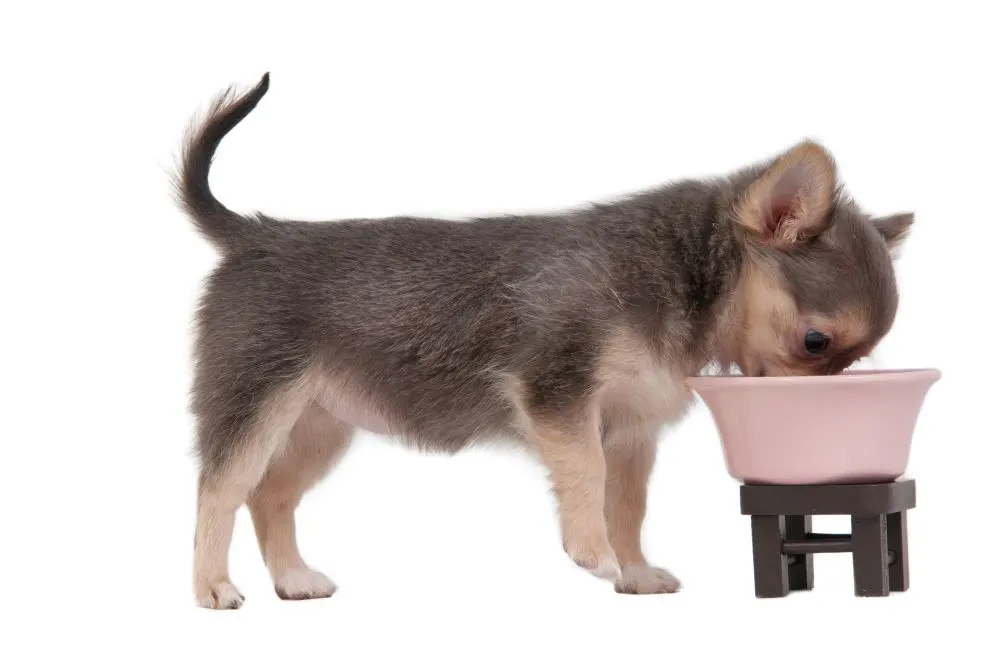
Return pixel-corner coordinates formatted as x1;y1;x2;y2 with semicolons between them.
872;212;914;256
734;140;838;249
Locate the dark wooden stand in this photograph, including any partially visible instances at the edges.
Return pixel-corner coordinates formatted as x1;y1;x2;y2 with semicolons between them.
739;479;915;597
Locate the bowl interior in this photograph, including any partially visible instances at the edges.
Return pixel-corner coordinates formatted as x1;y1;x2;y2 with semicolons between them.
686;368;941;390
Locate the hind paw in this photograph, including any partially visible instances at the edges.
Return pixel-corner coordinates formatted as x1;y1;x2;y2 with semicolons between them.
196;580;245;610
274;567;337;601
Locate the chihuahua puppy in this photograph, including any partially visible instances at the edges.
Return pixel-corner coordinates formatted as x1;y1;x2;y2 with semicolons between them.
176;74;913;609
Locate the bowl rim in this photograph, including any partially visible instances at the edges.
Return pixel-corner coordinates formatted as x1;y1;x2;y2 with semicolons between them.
685;367;941;389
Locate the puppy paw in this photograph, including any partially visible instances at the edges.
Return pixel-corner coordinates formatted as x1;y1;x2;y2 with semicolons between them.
566;539;621;582
614;564;682;594
196;580;245;610
274;567;337;601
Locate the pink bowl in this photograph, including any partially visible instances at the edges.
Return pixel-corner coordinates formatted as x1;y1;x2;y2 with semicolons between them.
685;369;942;485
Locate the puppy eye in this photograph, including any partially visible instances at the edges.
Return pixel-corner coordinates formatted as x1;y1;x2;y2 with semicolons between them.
804;329;830;355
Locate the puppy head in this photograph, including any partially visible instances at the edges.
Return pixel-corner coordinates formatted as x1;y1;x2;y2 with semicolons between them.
725;140;913;377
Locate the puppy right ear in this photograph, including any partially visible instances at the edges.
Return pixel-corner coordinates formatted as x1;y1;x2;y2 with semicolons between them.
734;140;838;249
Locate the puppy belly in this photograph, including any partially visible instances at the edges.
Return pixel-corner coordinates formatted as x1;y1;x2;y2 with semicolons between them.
315;387;393;436
311;372;511;449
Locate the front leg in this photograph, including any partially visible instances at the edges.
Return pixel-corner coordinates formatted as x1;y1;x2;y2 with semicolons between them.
526;411;621;583
604;433;681;594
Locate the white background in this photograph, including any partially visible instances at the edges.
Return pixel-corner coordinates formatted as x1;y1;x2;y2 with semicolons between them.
3;1;997;661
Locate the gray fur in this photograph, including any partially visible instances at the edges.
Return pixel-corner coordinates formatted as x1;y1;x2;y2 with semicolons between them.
175;73;908;476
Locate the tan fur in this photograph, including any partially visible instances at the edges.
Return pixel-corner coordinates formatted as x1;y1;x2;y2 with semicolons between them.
502;379;619;580
834;310;872;351
594;332;688;593
178;77;911;607
603;436;682;594
734;141;837;247
502;331;695;592
724;254;879;377
731;258;801;376
193;369;323;609
535;420;620;581
315;373;394;437
597;327;697;437
603;438;655;567
248;401;354;600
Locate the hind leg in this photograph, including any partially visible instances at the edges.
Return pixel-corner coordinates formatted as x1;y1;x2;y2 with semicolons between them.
248;401;353;600
193;377;315;610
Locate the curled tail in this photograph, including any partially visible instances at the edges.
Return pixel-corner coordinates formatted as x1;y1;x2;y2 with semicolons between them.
174;72;272;254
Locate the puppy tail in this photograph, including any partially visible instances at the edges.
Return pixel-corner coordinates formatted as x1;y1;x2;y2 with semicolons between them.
174;72;273;254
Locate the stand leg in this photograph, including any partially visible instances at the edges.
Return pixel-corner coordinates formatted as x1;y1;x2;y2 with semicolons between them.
784;515;814;591
750;515;789;598
851;514;890;597
887;511;909;591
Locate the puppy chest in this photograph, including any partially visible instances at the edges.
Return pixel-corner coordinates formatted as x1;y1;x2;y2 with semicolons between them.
600;359;694;426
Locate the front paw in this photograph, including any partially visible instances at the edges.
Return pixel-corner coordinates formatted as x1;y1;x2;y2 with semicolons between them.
614;564;682;594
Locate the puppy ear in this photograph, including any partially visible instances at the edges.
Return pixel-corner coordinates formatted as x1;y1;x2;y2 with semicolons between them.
735;140;837;248
872;212;914;256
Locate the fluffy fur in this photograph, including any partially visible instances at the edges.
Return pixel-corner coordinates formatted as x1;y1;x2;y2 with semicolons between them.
175;73;914;609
